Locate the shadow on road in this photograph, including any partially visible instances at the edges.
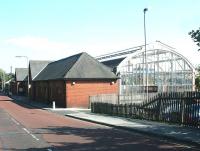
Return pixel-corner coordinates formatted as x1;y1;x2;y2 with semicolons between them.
11;99;41;109
0;93;49;110
0;93;198;151
3;126;195;151
0;93;13;101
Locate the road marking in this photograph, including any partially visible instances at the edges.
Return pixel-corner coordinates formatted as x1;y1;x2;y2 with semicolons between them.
30;134;39;141
23;128;30;134
11;118;20;125
22;128;39;141
47;149;53;151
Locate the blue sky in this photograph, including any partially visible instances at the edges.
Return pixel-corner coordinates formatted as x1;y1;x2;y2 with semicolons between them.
0;0;200;73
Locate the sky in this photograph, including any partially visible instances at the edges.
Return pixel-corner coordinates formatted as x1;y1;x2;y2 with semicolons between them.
0;0;199;73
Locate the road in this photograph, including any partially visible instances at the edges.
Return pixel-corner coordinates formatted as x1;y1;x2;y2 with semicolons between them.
0;94;199;151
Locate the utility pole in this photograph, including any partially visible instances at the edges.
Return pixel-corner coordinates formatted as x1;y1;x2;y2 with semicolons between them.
10;66;12;74
143;8;148;102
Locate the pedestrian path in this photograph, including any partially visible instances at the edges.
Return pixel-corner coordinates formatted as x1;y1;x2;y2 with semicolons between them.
51;109;200;146
10;94;200;147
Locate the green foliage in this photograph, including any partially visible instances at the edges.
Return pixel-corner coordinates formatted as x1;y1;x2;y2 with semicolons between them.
0;68;4;74
6;73;14;81
195;66;200;90
0;68;14;82
189;27;200;51
196;76;200;90
0;68;5;80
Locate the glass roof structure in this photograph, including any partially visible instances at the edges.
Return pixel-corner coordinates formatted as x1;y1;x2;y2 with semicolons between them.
97;41;195;103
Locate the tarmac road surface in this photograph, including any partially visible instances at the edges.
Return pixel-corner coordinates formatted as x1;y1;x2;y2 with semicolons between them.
0;94;199;151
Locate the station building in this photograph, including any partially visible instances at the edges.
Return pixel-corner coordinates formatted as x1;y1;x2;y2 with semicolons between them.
32;52;119;108
96;41;195;102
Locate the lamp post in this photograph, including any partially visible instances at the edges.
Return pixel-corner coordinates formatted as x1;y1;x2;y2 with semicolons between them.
15;56;29;97
143;8;148;101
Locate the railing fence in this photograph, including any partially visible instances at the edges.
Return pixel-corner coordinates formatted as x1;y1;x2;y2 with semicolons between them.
90;92;200;128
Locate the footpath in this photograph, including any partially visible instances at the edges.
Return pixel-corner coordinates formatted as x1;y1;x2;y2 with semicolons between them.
10;95;200;147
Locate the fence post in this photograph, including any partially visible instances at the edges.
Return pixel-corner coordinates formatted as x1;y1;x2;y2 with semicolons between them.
91;102;93;112
117;95;120;105
125;104;127;117
52;101;56;110
89;96;91;109
181;92;185;125
157;94;162;121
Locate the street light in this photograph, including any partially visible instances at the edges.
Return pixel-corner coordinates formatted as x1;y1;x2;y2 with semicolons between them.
15;56;29;97
143;8;148;101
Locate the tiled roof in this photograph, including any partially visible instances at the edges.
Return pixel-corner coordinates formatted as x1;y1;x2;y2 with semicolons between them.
29;60;52;80
101;57;125;72
15;68;28;82
34;52;118;81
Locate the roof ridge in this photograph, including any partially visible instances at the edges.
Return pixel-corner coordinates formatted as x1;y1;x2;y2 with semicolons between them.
63;52;85;77
48;52;83;65
88;53;115;72
65;52;117;79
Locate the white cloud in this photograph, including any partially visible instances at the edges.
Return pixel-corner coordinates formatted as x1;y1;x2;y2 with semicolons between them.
5;36;69;51
2;36;73;72
2;35;199;73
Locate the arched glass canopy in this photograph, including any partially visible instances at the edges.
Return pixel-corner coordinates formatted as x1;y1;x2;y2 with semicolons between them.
97;41;195;102
118;47;194;95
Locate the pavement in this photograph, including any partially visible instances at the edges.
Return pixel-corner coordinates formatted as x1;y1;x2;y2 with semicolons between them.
10;94;200;147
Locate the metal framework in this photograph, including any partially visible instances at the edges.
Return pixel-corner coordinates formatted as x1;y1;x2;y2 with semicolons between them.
97;41;195;102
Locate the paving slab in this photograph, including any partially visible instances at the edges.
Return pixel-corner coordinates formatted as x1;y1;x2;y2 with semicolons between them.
52;109;200;147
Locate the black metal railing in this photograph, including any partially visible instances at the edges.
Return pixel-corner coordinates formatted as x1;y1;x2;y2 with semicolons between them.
91;91;200;128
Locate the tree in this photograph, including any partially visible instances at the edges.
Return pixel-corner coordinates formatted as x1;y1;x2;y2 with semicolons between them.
6;73;14;81
0;68;5;90
189;27;200;51
195;66;200;90
0;68;14;91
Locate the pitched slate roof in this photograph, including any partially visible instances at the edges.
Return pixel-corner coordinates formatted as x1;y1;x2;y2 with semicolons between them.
34;52;118;81
29;60;52;80
15;68;28;82
101;57;125;71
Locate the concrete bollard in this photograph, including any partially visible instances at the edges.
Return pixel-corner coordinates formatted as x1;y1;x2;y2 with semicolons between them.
53;101;56;110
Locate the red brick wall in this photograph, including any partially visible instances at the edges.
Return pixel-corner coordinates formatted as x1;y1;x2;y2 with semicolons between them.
33;80;118;108
66;80;119;108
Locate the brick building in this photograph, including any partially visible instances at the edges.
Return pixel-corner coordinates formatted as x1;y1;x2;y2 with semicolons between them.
33;52;119;108
29;60;51;99
12;68;28;96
